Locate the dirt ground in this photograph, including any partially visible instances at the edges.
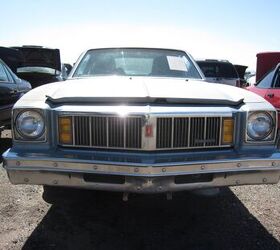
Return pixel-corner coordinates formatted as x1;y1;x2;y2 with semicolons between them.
1;135;280;250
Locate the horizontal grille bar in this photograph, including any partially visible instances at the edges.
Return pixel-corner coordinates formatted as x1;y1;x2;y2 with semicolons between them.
71;116;142;149
156;117;222;149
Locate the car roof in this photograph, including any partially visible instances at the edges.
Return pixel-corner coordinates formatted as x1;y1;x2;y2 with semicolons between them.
85;47;190;53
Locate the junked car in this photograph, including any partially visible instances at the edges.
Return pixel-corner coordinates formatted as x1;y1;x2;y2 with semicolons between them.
2;48;280;200
247;63;280;127
11;46;64;88
234;64;248;88
0;48;31;133
196;59;240;87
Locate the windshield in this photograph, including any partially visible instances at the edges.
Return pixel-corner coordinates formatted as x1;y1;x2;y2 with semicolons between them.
17;67;58;75
197;61;238;78
73;48;202;79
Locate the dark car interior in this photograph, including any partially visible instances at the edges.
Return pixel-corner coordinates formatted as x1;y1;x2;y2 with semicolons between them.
197;61;238;79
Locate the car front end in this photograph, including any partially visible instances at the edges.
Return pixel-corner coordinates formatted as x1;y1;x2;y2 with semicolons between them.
2;48;280;194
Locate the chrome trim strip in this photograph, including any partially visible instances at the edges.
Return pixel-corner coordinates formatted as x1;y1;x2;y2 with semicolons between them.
89;117;92;146
123;117;126;148
106;117;109;147
187;117;190;147
203;117;207;147
72;116;75;146
171;117;174;148
4;155;280;177
219;116;222;146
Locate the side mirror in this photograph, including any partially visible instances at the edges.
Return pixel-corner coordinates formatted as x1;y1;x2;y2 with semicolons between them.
64;64;73;76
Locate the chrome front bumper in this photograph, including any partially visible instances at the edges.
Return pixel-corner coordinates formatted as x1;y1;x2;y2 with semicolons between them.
3;149;280;193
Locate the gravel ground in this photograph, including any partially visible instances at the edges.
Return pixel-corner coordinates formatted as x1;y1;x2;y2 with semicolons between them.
0;136;280;250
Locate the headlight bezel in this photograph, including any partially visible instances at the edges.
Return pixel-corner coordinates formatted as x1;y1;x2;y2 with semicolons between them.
13;109;47;142
246;110;277;143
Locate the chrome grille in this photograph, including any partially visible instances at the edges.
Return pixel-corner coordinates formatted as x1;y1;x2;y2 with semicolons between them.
156;117;222;149
71;116;142;149
59;114;231;150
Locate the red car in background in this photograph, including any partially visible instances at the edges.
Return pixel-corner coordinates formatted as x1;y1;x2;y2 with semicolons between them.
248;52;280;126
248;63;280;107
256;52;280;82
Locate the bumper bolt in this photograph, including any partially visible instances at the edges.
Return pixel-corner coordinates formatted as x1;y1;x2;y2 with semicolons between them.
134;168;139;173
162;168;166;172
201;165;205;170
272;162;276;167
53;180;58;185
237;163;241;167
235;180;240;185
93;165;98;170
24;178;29;183
16;161;20;166
263;178;267;183
53;162;58;167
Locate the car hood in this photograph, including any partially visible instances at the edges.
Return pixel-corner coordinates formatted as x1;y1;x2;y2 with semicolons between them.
11;47;61;71
16;76;269;107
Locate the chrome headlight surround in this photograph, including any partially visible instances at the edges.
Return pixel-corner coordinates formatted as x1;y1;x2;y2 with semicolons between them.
13;109;47;142
246;111;277;142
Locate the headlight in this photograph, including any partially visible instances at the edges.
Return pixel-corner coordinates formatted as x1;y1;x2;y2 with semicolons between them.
247;112;274;140
16;110;45;139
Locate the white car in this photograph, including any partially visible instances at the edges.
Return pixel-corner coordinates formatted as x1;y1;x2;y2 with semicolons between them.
2;48;280;199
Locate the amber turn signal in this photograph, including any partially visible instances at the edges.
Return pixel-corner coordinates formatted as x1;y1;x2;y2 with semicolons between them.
58;116;73;144
222;118;234;144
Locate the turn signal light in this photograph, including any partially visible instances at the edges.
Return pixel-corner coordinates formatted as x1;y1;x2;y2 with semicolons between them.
222;118;234;144
58;116;72;144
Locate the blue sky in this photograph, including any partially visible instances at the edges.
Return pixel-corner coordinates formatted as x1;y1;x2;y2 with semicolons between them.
1;0;280;70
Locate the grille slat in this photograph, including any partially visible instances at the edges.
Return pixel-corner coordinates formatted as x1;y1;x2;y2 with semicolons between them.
157;116;223;149
156;118;172;148
74;116;90;146
91;117;107;147
205;117;220;146
173;118;189;148
191;117;204;147
126;117;142;148
108;117;124;147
